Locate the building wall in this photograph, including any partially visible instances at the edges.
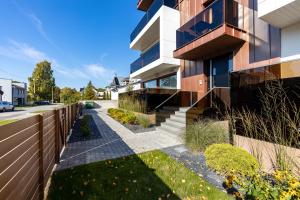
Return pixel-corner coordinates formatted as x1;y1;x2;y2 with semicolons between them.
177;0;281;98
281;21;300;62
0;79;12;103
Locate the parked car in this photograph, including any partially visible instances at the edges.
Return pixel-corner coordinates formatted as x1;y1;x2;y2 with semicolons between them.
0;101;15;112
34;101;50;105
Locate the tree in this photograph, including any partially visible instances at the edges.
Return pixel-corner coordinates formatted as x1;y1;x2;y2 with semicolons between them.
53;86;61;103
28;61;55;101
60;87;81;104
83;81;96;100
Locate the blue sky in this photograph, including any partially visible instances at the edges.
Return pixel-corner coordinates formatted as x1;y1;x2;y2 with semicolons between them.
0;0;143;89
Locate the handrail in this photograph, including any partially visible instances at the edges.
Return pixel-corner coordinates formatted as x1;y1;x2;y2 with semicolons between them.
186;87;230;113
154;89;180;110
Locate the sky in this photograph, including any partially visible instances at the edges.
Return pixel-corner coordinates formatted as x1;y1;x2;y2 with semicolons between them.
0;0;143;89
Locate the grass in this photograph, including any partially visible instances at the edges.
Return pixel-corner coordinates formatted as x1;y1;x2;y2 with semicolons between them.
0;119;17;126
48;150;231;200
31;110;49;114
185;120;228;152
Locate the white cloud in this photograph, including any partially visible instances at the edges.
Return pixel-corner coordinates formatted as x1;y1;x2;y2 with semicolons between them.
0;40;49;63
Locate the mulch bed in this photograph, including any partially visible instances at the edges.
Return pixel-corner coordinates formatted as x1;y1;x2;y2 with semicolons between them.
124;124;156;133
68;115;102;143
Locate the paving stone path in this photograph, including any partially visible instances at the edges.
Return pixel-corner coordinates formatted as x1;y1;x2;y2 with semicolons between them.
56;107;182;171
55;104;225;191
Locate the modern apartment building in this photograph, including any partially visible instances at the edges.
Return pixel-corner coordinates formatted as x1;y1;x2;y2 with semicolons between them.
130;0;300;133
130;0;181;89
0;78;27;106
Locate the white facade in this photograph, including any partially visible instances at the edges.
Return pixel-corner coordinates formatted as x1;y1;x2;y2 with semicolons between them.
130;5;180;88
258;0;300;63
0;78;27;105
258;0;300;28
281;22;300;62
118;82;142;94
0;79;13;103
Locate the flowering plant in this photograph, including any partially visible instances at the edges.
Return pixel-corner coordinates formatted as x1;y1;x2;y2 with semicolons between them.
225;170;300;200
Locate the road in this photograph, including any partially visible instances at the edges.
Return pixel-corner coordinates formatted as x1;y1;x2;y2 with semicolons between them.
0;104;63;120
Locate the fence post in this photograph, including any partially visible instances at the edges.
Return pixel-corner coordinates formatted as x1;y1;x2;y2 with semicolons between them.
54;109;60;163
38;114;44;199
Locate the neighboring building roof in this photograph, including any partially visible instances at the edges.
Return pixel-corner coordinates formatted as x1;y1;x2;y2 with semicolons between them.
109;76;127;87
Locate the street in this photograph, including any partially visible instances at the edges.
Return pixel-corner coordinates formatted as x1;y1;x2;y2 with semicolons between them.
0;104;63;120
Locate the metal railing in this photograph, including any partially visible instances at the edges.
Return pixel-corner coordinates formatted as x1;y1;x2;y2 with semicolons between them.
176;0;245;49
131;42;160;74
130;0;178;42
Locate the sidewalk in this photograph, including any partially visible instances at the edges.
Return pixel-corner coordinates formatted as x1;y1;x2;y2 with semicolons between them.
56;107;182;170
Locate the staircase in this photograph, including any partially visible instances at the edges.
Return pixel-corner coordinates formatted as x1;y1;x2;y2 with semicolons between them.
156;107;189;136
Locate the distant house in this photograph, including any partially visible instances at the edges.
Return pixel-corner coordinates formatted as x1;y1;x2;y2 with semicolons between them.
0;78;27;105
106;76;141;100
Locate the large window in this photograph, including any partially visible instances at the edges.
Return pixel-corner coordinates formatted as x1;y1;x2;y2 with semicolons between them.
159;74;177;88
144;79;157;88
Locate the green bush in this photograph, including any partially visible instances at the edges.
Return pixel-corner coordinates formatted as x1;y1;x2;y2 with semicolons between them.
204;144;259;176
137;115;151;128
108;108;137;125
121;112;137;124
185;120;228;152
80;115;91;137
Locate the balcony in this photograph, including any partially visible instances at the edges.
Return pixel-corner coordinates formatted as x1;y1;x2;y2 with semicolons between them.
174;0;246;60
131;42;160;74
258;0;300;28
130;39;180;80
137;0;154;11
130;0;178;44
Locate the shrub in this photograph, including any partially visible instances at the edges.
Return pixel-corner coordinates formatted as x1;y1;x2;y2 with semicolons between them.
185;120;228;152
121;112;137;125
204;144;259;176
108;108;137;125
225;170;300;200
137;115;151;128
80;115;91;137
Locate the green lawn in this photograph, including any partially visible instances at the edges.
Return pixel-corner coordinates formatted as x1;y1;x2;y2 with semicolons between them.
0;119;17;126
48;150;231;200
31;110;49;114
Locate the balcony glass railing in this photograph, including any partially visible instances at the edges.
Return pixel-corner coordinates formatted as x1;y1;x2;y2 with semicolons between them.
130;0;178;42
176;0;244;49
131;42;160;74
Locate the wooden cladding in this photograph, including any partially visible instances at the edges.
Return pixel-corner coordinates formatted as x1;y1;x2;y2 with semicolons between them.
0;103;81;200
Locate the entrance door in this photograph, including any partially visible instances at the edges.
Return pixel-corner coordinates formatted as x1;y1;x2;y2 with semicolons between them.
205;54;232;91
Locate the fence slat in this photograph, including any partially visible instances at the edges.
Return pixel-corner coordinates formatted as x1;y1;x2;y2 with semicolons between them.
0;103;80;200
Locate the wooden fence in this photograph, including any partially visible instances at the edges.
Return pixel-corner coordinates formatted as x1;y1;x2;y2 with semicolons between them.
0;103;81;200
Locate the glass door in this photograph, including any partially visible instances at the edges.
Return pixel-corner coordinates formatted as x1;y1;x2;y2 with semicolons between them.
205;53;232;91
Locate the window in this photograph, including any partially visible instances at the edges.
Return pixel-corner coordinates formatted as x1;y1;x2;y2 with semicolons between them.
144;79;157;88
159;74;177;88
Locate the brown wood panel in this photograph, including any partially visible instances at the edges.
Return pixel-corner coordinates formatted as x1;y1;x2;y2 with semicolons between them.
43;110;55;119
0;103;79;200
0;138;39;175
0;142;39;189
0;124;39;158
0;115;39;141
0;152;39;199
16;160;39;200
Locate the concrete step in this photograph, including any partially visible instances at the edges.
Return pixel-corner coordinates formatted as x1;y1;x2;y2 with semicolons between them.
160;122;184;133
175;111;186;117
156;125;184;136
179;107;190;112
170;115;186;123
165;118;186;129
